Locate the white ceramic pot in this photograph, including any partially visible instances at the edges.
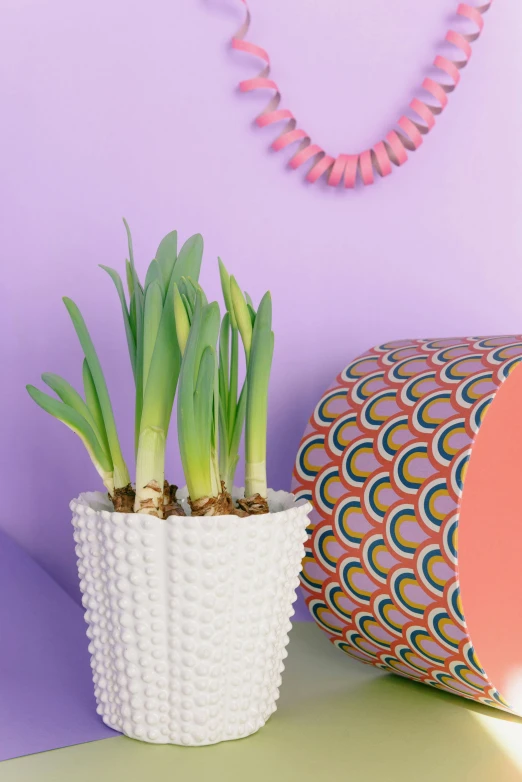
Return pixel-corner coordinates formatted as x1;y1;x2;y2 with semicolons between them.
71;488;311;746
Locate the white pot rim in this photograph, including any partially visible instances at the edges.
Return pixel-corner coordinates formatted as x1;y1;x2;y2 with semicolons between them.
70;486;313;524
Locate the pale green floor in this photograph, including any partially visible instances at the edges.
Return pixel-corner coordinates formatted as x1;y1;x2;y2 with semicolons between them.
3;623;522;782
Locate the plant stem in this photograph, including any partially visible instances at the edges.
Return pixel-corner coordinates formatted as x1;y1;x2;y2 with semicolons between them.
244;293;273;499
134;426;166;516
228;328;238;438
177;294;221;504
245;460;267;498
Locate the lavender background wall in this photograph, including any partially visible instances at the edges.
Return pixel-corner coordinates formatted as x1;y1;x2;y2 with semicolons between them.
2;0;522;610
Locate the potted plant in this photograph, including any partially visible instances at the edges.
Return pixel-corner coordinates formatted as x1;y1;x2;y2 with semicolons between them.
27;223;312;746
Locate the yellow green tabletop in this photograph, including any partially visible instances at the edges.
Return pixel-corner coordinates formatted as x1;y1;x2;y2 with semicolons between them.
3;623;522;782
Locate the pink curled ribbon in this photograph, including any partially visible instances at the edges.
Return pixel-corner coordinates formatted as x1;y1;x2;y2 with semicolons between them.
231;1;492;187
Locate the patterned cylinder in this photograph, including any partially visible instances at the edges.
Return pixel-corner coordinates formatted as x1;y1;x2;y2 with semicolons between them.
293;336;522;715
71;489;310;745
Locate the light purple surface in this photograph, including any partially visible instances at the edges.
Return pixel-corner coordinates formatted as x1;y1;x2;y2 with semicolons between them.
2;0;522;609
0;530;117;761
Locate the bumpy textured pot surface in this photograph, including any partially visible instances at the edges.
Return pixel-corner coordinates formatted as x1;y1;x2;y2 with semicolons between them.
71;489;311;746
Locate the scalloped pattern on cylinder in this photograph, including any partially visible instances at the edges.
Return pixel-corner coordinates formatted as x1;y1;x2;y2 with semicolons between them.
71;489;311;746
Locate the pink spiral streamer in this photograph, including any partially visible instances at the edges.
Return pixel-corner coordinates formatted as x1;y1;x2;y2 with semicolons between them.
231;1;492;187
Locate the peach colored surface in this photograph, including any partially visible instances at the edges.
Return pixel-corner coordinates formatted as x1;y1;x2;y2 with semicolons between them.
459;363;522;714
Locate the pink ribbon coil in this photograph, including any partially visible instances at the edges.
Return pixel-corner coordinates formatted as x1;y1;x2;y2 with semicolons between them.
231;1;492;187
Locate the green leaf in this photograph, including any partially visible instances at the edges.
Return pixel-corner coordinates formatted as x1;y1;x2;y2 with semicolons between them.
177;294;203;498
27;385;113;479
173;283;190;356
123;218;135;268
142;280;163;394
177;293;221;500
196;302;220;387
178;276;206;311
129;292;137;342
218;314;230;466
244;291;256;326
125;259;134;299
99;265;136;378
218;362;228;436
42;372;110;462
218;258;237;329
219;312;230;391
82;359;111;457
121;219;144;450
245;291;273;468
140;277;181;436
178;279;192;309
181;292;193;322
155;230;178;287
228;326;239;438
188;277;207;306
144;259;164;294
194;346;215;465
230;276;253;361
133;283;145;449
231;382;247;456
212;342;220;487
218;384;229;483
184;277;200;296
63;297;130;487
171;234;203;287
